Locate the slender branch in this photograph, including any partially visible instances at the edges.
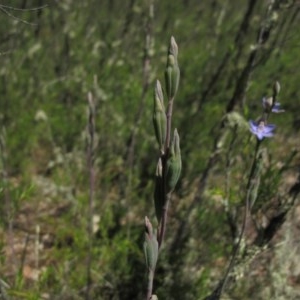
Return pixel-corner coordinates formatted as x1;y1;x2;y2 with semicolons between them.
0;4;48;12
197;0;258;112
0;6;37;26
86;92;95;300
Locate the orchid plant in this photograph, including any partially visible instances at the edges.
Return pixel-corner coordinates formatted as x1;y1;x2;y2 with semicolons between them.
143;37;181;300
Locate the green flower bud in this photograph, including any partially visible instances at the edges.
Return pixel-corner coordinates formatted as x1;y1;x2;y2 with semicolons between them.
169;36;178;59
143;217;158;272
154;158;164;222
153;80;167;153
165;129;182;193
165;37;180;100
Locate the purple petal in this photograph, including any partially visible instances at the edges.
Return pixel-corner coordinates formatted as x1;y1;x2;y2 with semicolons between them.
256;132;264;140
272;102;284;113
249;119;276;140
263;124;276;133
263;132;274;138
249;120;257;131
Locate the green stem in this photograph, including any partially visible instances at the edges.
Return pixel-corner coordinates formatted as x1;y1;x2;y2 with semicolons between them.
208;138;261;298
158;193;171;248
157;94;174;248
246;139;261;189
146;269;154;300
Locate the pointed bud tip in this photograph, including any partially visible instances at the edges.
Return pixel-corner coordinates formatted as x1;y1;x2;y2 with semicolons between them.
174;128;179;138
154;80;164;104
173;129;180;149
273;81;280;95
169;36;178;58
155;79;162;90
145;216;153;234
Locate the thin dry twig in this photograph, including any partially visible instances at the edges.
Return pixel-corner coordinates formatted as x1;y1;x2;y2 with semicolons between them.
0;3;48;26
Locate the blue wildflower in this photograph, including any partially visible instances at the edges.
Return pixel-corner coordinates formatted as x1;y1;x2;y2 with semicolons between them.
249;120;276;140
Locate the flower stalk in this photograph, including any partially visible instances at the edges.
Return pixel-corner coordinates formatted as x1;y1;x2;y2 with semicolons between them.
144;36;181;300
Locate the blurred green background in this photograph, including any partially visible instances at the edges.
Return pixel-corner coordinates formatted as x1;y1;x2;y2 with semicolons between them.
0;1;299;299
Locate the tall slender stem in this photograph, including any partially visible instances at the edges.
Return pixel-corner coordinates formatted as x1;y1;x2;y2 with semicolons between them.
224;139;261;287
86;92;95;300
157;93;174;248
205;139;261;299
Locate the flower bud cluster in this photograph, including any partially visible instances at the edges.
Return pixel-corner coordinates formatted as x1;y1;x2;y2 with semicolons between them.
145;37;182;300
